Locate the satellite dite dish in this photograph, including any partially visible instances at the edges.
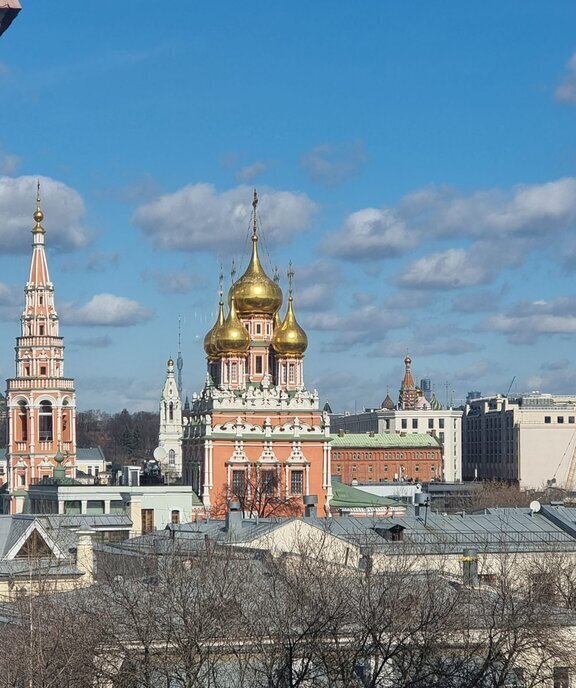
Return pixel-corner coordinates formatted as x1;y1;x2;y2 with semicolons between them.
530;500;541;514
153;446;167;462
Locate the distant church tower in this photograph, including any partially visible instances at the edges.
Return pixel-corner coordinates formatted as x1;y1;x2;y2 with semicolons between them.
158;357;182;478
398;354;417;411
5;184;76;513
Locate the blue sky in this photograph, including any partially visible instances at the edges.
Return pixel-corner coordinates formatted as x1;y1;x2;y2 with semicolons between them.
1;1;576;412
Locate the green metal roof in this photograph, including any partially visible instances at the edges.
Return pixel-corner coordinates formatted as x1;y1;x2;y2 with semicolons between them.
330;432;440;448
330;481;399;509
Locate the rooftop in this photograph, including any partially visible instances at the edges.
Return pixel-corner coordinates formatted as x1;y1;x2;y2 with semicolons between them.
330;432;440;448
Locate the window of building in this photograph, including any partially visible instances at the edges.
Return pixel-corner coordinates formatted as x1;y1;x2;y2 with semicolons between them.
266;323;270;335
256;323;262;334
169;402;174;421
439;432;445;443
38;400;53;441
368;465;373;473
545;416;551;424
18;400;28;442
230;362;238;383
401;419;407;429
336;464;341;473
171;510;180;525
383;466;388;472
232;469;246;497
24;365;30;376
40;366;47;376
289;364;295;384
141;509;154;534
255;356;263;374
352;465;357;473
412;419;418;429
415;466;419;473
558;416;564;424
570;417;575;424
261;469;276;495
290;470;304;495
428;418;434;429
169;449;176;465
39;324;44;336
439;418;445;429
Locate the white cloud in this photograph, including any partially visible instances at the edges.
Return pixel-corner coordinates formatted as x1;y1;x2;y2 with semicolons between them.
323;207;416;260
235;161;268;182
301;140;367;187
133;183;317;252
62;294;153;327
399;248;492;289
480;297;576;343
69;335;113;348
0;151;21;176
0;175;91;252
555;53;576;103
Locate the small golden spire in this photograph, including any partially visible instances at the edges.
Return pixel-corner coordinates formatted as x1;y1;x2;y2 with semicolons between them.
231;259;236;285
272;262;308;356
33;179;45;233
219;265;224;303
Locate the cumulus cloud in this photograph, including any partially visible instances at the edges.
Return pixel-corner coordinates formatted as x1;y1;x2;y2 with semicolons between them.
480;297;576;344
301;140;367;187
61;294;153;327
0;175;91;252
327;177;576;269
133;183;317;252
323;207;416;260
399;248;492;289
556;53;576;103
235;161;268;183
452;290;501;314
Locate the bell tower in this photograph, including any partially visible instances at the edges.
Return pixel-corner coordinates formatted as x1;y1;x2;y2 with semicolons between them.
5;183;76;513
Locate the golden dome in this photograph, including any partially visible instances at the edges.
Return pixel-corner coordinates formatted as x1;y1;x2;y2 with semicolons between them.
228;191;282;316
217;297;250;354
204;300;225;358
167;357;174;367
272;295;308;356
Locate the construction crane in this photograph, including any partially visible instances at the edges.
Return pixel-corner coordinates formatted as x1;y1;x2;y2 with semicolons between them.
505;376;516;396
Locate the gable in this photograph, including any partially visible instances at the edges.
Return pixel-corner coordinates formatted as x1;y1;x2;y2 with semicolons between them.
15;529;52;558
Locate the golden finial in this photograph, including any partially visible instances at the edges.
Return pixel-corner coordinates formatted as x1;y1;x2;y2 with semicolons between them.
252;188;258;238
218;265;224;302
287;261;294;299
273;265;280;284
231;259;236;285
33;179;45;230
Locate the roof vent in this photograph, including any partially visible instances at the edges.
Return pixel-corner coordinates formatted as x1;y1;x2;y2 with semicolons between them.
338;429;344;437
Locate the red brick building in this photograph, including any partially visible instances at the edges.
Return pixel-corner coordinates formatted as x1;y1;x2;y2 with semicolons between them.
331;432;442;484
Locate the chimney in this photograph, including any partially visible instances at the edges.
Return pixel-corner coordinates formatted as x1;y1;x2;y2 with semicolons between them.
338;429;344;437
462;548;479;586
226;500;242;535
74;526;96;585
303;494;318;518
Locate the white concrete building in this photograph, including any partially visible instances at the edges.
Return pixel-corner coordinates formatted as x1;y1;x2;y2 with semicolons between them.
331;408;463;482
158;357;183;479
27;483;203;536
463;392;576;489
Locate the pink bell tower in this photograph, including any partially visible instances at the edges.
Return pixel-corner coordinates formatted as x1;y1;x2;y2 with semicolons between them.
5;183;76;513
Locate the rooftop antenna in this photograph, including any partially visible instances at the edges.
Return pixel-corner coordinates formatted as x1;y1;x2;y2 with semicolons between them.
176;316;183;400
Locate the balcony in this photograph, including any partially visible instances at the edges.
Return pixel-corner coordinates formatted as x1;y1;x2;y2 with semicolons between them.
6;377;75;391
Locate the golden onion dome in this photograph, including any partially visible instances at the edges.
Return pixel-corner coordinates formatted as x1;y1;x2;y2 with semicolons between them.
228;191;283;315
204;300;225;358
217;297;250;354
272;295;308;356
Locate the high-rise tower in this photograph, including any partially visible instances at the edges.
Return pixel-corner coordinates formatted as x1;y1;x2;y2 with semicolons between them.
184;191;331;516
5;185;77;513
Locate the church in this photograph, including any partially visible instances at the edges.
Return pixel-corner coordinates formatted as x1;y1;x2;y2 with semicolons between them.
160;191;332;516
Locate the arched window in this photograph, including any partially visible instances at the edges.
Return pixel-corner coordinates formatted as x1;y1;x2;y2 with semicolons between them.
171;510;180;525
169;402;174;421
17;401;28;442
169;449;176;465
38;401;53;442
